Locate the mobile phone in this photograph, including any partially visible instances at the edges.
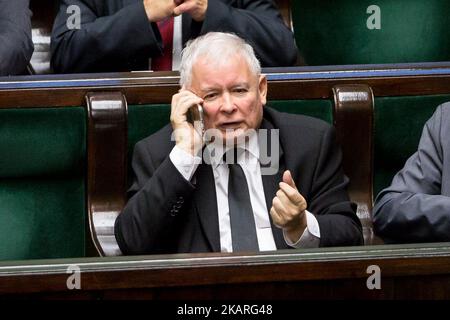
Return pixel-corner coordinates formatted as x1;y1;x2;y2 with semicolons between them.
186;104;204;134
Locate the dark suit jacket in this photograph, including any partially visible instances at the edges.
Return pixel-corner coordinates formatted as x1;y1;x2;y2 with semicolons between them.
50;0;298;73
115;107;363;254
0;0;34;76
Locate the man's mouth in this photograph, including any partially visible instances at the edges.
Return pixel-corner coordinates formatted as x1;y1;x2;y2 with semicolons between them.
219;121;241;130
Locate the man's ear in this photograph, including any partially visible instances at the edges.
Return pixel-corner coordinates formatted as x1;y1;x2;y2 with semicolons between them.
258;75;268;105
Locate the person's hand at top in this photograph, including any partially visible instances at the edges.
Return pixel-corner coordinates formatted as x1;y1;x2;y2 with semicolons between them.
173;0;208;22
143;0;177;22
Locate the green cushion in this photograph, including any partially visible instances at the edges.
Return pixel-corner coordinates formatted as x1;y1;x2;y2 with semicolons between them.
0;178;85;260
0;107;86;260
292;0;450;65
128;104;170;155
267;100;333;124
0;107;86;177
374;95;450;196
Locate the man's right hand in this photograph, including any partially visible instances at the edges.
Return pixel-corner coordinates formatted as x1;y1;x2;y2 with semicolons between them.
143;0;176;22
170;90;205;156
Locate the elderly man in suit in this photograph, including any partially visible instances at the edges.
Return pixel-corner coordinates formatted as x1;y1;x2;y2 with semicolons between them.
51;0;298;73
374;103;450;243
115;32;362;255
0;0;34;76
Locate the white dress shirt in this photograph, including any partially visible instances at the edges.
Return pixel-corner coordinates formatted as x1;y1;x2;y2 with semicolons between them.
169;132;320;252
171;15;182;70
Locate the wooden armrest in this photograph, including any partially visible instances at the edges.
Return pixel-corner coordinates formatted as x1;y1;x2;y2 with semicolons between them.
86;92;128;256
332;84;380;245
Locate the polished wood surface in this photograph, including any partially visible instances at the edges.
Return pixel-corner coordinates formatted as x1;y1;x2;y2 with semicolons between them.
333;84;376;245
1;243;450;299
86;92;128;256
2;62;450;107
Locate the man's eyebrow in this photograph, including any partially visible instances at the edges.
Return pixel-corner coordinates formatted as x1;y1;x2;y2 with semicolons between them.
199;86;218;92
231;82;250;88
199;82;250;92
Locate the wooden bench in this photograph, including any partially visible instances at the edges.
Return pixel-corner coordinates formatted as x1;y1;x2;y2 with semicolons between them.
2;63;450;298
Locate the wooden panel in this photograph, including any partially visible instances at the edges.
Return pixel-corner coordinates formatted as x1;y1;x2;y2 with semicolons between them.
1;243;450;299
333;84;376;245
2;63;450;107
86;92;127;256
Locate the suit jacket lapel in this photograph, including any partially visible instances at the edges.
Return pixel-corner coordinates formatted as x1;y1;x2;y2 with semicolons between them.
182;14;203;45
193;163;221;252
259;118;290;249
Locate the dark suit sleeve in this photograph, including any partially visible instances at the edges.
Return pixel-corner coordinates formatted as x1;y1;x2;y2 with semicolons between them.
0;0;33;76
50;0;162;73
115;140;196;255
373;105;450;243
199;0;297;67
308;126;363;246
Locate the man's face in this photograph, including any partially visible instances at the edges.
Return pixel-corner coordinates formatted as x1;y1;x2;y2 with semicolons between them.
188;54;267;143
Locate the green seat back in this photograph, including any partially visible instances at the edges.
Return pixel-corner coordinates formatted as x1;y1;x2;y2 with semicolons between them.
267;100;333;124
0;107;86;260
292;0;450;65
374;95;450;197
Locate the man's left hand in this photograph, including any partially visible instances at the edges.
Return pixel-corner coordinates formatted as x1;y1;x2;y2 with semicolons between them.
173;0;208;22
270;170;308;243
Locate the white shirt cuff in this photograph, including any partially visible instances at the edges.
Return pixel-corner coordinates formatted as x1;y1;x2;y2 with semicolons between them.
283;210;321;249
169;145;201;181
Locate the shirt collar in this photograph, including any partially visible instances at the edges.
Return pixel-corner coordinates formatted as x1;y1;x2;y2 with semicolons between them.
205;130;260;169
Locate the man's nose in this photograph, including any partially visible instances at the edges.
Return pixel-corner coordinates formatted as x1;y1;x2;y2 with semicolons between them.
220;93;236;113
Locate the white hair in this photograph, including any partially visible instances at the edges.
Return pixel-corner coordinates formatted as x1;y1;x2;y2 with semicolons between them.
179;32;261;87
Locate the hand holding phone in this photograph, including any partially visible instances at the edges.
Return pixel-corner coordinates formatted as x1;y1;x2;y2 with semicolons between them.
186;104;205;136
170;90;205;156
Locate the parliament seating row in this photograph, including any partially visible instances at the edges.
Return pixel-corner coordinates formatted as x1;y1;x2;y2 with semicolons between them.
2;63;450;261
27;0;450;74
2;64;450;298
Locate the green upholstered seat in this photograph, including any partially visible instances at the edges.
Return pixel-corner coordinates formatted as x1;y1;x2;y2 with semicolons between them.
0;107;86;260
373;95;450;197
292;0;450;65
268;100;333;124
